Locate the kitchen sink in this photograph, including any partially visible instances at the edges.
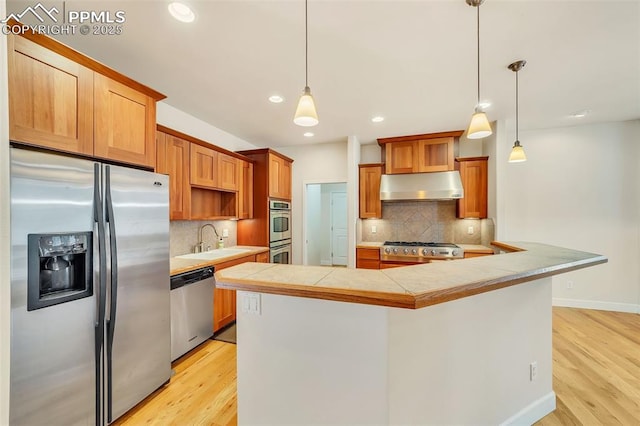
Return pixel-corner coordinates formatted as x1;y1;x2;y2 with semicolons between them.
176;248;251;261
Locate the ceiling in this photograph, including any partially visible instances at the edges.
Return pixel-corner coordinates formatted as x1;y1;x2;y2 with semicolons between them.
7;0;640;148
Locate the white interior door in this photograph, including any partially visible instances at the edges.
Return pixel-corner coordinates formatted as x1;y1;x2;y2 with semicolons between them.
331;192;348;266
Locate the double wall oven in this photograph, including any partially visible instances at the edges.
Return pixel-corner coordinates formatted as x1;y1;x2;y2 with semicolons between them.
269;199;291;264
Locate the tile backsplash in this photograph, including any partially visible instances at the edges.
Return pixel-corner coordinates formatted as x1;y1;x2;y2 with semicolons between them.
170;220;237;257
360;201;494;245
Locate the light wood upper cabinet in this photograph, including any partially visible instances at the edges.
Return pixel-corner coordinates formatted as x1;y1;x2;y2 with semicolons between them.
94;74;156;168
456;157;488;219
218;153;239;191
416;137;454;172
379;131;462;175
386;142;416;174
238;160;254;219
190;144;219;188
156;131;191;220
268;153;292;200
8;34;94;155
7;32;165;168
359;164;383;219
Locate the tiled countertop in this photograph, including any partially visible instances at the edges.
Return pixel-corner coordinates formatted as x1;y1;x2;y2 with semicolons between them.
215;242;606;309
170;246;269;276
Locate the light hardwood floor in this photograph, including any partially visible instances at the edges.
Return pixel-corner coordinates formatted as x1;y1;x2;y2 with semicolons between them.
113;340;237;426
115;307;640;425
536;307;640;425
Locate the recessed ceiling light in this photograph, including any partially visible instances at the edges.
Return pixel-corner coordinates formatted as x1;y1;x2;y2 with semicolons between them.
371;116;385;123
268;95;284;103
478;101;491;109
571;110;590;118
168;2;195;23
304;132;314;137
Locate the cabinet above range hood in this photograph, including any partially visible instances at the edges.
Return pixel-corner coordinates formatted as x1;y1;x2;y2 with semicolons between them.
380;171;464;201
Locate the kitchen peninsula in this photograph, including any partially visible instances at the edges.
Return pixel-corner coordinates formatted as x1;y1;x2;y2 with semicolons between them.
216;242;606;425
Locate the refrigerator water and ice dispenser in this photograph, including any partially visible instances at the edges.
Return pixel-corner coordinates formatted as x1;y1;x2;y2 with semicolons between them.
27;232;93;311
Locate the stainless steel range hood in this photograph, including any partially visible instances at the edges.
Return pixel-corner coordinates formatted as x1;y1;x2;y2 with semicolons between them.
380;171;464;201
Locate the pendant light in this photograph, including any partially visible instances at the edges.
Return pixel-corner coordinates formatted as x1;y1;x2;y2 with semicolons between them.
465;0;492;139
508;60;527;163
294;0;319;127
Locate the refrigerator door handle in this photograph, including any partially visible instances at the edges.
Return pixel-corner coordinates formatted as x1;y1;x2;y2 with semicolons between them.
105;166;119;423
93;164;107;426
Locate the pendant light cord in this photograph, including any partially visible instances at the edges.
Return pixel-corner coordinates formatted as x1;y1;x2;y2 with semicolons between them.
515;70;519;141
305;0;308;88
476;4;480;106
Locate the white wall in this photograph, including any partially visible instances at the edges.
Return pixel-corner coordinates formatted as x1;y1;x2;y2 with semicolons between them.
276;141;349;265
0;1;11;422
236;278;554;425
305;184;322;265
156;102;257;152
498;120;640;312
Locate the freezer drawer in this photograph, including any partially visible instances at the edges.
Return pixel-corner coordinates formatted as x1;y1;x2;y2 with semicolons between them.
170;267;215;361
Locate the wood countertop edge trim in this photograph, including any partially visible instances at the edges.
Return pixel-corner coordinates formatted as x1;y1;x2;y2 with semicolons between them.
170;247;270;276
413;255;608;308
214;248;607;309
490;241;526;252
215;278;416;309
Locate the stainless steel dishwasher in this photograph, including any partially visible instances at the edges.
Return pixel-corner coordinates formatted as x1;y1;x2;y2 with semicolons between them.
170;266;215;361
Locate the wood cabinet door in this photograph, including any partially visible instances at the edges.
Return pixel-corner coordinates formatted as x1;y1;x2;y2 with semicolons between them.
281;160;292;200
256;251;269;263
156;132;191;220
359;164;382;218
238;161;254;219
8;35;93;155
268;153;283;198
457;157;488;219
190;144;219;188
94;74;156;167
385;141;416;174
416;137;454;172
213;288;236;332
356;247;381;269
218;153;239;191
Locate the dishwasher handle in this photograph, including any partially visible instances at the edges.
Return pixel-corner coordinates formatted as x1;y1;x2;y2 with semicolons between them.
170;267;215;290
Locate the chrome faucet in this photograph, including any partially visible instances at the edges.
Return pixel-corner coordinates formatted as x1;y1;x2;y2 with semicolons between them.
195;223;219;252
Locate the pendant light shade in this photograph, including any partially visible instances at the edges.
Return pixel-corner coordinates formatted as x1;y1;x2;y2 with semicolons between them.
294;86;319;126
294;0;319;127
509;141;526;162
466;0;492;139
467;109;492;139
508;60;527;163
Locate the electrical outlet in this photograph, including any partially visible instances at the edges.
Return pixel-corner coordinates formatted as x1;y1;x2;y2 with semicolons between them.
242;293;261;315
530;362;538;381
222;228;229;237
467;226;474;235
567;280;574;290
371;225;377;234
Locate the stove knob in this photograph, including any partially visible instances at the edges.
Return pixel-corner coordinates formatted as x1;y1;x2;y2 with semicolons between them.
422;248;429;256
452;249;459;256
403;248;409;255
431;249;437;256
412;249;418;255
384;248;391;254
393;248;398;254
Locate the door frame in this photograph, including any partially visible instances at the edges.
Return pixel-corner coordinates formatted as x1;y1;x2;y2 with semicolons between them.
302;180;347;266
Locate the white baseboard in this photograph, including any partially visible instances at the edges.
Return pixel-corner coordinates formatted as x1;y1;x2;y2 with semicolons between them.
320;259;332;266
553;298;640;314
500;391;556;426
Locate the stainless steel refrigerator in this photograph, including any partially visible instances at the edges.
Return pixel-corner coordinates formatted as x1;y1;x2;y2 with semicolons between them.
10;147;171;425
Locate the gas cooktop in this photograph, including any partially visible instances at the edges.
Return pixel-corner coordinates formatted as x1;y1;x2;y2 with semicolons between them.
380;241;463;260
